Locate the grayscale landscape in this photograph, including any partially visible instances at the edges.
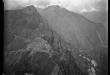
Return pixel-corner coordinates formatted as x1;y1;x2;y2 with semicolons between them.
4;0;108;75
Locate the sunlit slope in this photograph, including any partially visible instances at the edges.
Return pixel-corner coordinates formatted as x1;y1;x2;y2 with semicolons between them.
37;6;107;50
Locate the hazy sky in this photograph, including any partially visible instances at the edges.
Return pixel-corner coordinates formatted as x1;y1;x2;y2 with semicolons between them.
4;0;108;12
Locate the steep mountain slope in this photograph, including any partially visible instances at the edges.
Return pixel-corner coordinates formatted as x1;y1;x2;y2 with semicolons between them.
37;6;108;75
4;5;108;75
4;5;86;75
81;11;108;45
37;5;107;50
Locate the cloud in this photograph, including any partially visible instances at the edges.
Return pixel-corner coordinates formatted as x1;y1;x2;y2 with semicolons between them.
4;0;108;12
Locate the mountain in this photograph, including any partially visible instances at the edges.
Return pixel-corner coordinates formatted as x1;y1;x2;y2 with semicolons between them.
37;5;107;50
4;5;108;75
4;5;87;75
81;11;108;46
37;6;108;75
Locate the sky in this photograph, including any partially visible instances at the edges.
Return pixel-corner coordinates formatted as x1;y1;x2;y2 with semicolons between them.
4;0;108;13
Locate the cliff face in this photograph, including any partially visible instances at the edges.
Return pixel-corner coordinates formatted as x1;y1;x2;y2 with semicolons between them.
4;5;108;75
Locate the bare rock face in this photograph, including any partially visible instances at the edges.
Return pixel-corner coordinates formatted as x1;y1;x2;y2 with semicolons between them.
4;5;108;75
